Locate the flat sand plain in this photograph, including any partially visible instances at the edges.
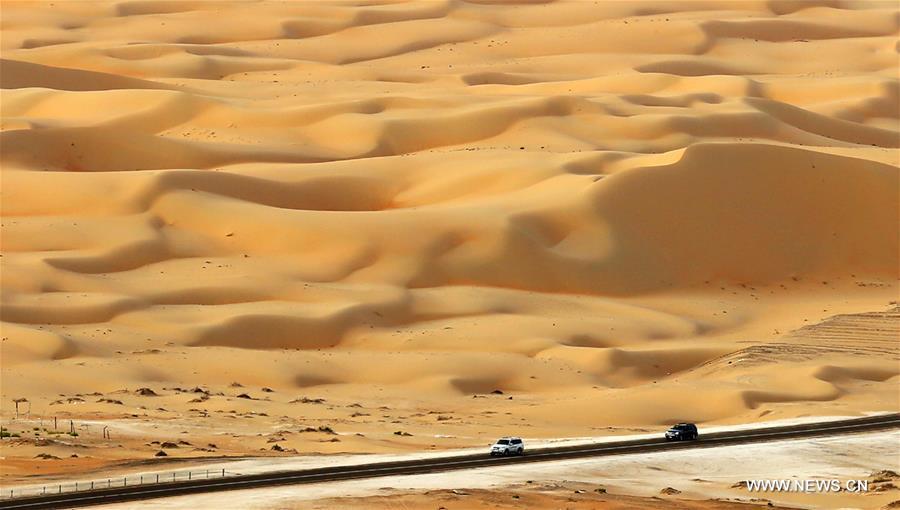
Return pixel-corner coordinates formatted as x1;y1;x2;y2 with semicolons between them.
0;0;898;497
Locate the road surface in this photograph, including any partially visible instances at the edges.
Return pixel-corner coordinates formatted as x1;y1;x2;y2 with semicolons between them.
2;413;897;509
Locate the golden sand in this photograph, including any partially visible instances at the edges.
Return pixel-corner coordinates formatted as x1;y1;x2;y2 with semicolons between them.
1;0;897;488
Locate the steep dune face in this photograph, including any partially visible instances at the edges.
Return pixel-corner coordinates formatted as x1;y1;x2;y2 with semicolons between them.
1;0;898;473
587;143;898;291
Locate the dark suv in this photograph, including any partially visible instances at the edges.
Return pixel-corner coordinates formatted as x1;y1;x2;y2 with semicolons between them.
665;423;698;441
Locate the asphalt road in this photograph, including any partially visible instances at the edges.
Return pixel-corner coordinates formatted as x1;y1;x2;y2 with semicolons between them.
2;413;898;509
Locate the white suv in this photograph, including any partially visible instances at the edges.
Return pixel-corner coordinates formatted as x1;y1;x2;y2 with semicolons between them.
490;437;524;456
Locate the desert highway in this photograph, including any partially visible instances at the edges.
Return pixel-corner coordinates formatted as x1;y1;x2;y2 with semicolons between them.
2;413;898;509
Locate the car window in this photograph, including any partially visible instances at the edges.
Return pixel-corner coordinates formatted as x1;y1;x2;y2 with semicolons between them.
511;439;521;444
497;439;509;445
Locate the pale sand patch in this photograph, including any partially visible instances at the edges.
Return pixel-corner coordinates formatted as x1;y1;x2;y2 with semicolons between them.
5;414;881;492
90;430;900;510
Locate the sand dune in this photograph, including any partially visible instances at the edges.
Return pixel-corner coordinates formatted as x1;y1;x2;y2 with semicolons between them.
1;0;898;484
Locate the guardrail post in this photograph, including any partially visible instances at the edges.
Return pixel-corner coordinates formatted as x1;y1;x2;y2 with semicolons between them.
124;477;127;487
75;482;78;491
172;473;176;482
140;475;143;485
156;474;160;483
58;485;61;494
188;471;192;480
222;468;225;477
108;479;111;488
206;469;209;478
91;481;94;490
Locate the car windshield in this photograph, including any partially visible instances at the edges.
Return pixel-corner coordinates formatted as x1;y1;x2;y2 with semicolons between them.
496;439;509;445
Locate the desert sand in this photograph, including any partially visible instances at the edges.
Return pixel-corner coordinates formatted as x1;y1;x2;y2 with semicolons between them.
72;427;900;510
1;0;898;506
